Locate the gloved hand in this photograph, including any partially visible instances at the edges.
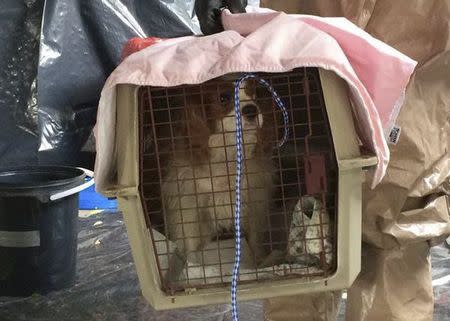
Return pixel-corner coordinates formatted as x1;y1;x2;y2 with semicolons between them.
195;0;247;35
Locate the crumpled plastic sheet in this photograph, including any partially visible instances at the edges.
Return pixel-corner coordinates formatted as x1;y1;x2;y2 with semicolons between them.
0;0;227;168
37;0;195;166
159;0;261;35
431;243;450;320
0;0;43;167
0;211;448;321
37;0;260;167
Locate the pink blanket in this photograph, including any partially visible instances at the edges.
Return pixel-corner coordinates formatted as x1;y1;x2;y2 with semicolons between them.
94;9;416;193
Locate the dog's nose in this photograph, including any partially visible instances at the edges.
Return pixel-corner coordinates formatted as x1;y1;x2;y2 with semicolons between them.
241;104;259;120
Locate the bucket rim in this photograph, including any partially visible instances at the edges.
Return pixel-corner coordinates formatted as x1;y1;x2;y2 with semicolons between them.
0;165;87;190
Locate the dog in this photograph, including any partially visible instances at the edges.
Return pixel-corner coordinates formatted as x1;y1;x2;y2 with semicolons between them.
161;80;275;281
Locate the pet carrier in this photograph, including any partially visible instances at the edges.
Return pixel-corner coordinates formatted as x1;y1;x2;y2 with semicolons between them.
103;67;377;310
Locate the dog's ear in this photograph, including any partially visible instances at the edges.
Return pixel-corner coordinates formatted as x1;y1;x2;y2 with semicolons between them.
257;111;276;156
243;79;257;99
244;79;284;156
256;95;282;156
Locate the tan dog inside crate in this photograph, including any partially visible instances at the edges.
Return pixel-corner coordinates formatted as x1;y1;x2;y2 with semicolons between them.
160;78;278;282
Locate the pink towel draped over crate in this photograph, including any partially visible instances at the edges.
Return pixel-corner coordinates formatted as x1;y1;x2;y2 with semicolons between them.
94;9;417;192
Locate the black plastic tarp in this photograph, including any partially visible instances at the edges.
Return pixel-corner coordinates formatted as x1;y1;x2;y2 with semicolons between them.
0;0;44;167
37;0;201;168
1;0;259;168
0;0;209;168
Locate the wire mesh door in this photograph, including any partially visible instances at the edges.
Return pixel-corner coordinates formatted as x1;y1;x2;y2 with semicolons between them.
137;67;338;294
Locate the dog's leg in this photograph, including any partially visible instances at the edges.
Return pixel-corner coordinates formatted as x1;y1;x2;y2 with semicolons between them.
169;218;207;286
180;207;205;264
165;204;204;283
246;219;267;267
243;201;266;267
165;248;188;286
245;185;273;267
251;196;287;268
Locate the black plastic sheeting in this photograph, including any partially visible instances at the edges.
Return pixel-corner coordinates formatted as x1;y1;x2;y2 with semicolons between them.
1;0;260;168
0;0;44;167
0;211;449;321
37;0;203;168
0;0;205;169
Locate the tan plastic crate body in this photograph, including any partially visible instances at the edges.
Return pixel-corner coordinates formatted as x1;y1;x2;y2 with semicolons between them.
100;69;377;310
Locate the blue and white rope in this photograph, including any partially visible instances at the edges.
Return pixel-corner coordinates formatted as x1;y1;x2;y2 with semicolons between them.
231;73;290;321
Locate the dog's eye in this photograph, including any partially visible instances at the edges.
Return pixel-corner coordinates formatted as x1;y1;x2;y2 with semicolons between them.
219;93;232;104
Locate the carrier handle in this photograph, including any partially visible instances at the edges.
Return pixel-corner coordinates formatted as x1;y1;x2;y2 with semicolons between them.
50;168;95;201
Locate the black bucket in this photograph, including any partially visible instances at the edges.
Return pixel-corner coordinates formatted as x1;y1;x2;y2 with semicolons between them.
0;166;93;296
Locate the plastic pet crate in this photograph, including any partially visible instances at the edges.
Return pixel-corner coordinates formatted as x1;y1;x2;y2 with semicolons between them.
99;68;377;310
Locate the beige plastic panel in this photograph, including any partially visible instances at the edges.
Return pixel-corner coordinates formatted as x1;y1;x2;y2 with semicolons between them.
106;69;372;310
